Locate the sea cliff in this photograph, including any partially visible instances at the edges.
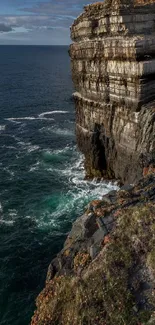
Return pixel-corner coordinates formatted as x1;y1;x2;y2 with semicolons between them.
31;1;155;324
70;0;155;184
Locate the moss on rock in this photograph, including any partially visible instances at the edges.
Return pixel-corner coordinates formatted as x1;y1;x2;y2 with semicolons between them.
31;203;155;325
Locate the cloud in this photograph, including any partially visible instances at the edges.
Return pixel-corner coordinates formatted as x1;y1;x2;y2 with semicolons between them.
21;0;90;16
0;0;94;44
0;23;13;32
0;14;74;31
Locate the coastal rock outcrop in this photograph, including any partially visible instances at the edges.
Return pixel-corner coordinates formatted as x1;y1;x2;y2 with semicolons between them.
31;172;155;325
31;1;155;324
70;0;155;184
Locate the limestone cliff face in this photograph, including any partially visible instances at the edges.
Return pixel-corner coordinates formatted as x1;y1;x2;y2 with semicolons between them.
31;2;155;324
70;0;155;184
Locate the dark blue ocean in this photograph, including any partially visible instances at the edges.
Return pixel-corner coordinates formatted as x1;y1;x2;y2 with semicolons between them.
0;46;117;325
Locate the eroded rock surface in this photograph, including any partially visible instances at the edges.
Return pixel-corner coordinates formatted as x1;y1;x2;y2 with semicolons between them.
70;0;155;183
31;173;155;325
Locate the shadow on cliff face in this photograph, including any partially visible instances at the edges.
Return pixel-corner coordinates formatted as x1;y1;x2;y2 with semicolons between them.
91;123;107;172
83;123;115;180
76;122;116;180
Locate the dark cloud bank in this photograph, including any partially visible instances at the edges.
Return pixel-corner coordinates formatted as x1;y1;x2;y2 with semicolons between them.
0;23;13;32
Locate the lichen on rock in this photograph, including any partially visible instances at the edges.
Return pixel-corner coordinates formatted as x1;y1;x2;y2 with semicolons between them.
31;174;155;325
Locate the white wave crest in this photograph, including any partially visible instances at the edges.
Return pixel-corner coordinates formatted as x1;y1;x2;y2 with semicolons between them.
36;180;118;230
39;126;74;136
27;145;40;153
0;202;3;213
8;209;18;218
17;141;40;153
0;125;6;131
38;110;69;118
29;161;40;172
36;152;119;230
6;116;54;122
55;128;74;136
18;141;31;146
61;162;118;200
1;145;16;150
7;117;36;121
45;145;72;157
3;167;15;178
39;117;54;121
0;219;14;226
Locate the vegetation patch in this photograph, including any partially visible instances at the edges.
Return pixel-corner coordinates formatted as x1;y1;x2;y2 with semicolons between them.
31;204;155;325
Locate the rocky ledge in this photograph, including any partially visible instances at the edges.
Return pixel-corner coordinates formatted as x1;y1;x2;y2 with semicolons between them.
31;172;155;325
70;0;155;184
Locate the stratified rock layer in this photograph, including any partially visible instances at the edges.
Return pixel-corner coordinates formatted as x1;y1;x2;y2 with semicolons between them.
70;0;155;183
31;2;155;324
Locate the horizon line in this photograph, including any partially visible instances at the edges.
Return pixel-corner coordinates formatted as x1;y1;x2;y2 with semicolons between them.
0;44;70;46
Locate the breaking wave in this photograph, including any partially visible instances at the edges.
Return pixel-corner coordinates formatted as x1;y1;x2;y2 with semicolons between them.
34;149;118;229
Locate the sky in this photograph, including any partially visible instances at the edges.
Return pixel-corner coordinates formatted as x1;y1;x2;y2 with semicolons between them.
0;0;94;45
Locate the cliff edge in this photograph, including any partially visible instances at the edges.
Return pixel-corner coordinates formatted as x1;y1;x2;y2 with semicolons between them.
31;1;155;324
70;0;155;184
31;173;155;325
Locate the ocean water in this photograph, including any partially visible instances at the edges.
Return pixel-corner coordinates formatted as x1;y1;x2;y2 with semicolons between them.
0;46;118;325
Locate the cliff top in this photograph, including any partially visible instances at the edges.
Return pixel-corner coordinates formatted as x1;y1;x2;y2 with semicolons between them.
84;0;155;10
73;0;155;27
